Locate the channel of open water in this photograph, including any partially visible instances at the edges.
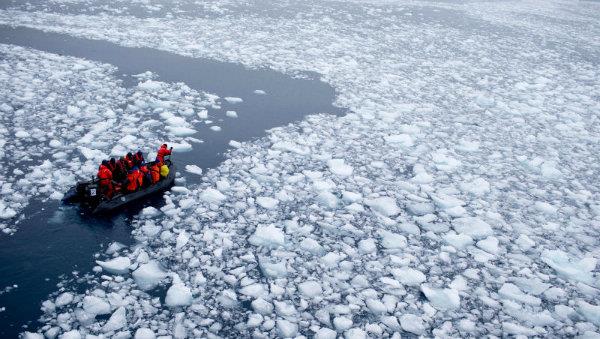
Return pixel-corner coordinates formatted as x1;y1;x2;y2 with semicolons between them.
0;25;344;337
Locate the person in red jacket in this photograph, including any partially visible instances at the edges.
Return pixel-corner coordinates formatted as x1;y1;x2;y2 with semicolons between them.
149;161;161;184
124;152;134;169
139;164;150;187
133;150;145;167
125;168;139;193
156;144;172;163
97;160;113;199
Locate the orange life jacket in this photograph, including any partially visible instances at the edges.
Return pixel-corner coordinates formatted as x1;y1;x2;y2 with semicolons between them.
126;171;138;192
97;165;112;184
150;163;161;184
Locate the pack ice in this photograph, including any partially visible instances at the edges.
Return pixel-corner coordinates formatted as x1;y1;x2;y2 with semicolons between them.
3;0;600;338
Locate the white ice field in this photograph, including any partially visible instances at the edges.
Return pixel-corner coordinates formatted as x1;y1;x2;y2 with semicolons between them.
2;0;599;338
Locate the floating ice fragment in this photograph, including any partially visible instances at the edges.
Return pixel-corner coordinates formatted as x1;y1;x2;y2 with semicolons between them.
364;197;400;216
253;89;266;95
384;134;413;147
224;96;243;103
256;196;279;209
400;314;425;335
452;217;493;239
316;191;338;208
358;238;377;253
314;327;336;339
165;275;193;307
55;292;74;307
476;236;499;255
102;306;127;332
137;80;162;91
391;267;426;286
134;328;156;339
541;249;596;285
378;230;407;249
443;231;473;250
82;295;111;316
277;319;298;337
95;256;131;275
498;283;541;306
185;165;203;175
577;301;600;326
225;110;238;118
199;188;226;204
327;158;353;177
58;330;82;339
133;260;167;290
298;281;323;298
420;285;460;310
249;225;285;248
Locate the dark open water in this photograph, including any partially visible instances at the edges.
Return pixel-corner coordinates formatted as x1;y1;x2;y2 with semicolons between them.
0;25;343;337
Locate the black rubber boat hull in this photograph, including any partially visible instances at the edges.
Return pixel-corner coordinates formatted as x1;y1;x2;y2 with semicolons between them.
92;165;176;214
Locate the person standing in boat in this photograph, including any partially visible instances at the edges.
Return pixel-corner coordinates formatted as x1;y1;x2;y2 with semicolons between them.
156;144;172;163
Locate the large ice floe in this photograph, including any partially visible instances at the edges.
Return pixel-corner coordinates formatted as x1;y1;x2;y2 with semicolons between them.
5;0;600;337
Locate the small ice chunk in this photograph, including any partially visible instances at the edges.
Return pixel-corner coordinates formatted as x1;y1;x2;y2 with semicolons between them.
420;285;460;310
379;230;407;249
364;197;400;216
541;249;596;285
534;201;558;215
254;89;266;95
316;191;338;208
185;165;203;175
333;316;353;331
210;125;222;131
102;307;127;332
58;330;81;339
315;327;336;339
256;196;279;209
400;314;425;335
577;301;600;326
166;276;193;307
200;188;226;204
249;225;285;248
384;134;414;147
452;217;493;239
55;292;74;307
138;80;162;91
391;267;426;286
225;110;238;118
443;231;473;250
498;283;541;306
277;319;298;337
515;234;535;251
95;257;131;275
251;298;273;315
300;238;324;254
224;96;243;103
358;238;377;253
298;281;323;298
239;283;268;298
132;260;167;290
476;236;499;255
327;159;353;177
82;295;111;315
134;328;156;339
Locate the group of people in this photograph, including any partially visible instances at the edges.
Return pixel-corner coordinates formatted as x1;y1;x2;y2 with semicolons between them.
96;144;173;199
